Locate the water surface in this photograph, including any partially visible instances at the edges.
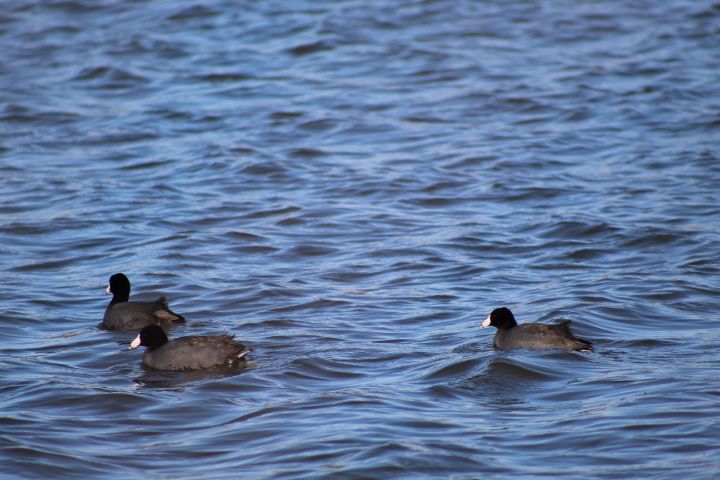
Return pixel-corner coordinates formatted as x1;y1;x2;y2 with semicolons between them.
1;0;719;478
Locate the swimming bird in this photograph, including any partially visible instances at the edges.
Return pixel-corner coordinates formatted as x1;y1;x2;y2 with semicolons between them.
101;273;185;331
129;325;249;371
481;307;592;351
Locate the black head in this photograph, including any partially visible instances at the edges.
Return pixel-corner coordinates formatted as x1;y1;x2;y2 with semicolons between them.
107;273;131;303
481;307;518;330
129;325;168;351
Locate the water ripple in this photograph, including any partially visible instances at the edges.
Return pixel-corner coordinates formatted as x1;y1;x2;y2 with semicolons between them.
1;0;719;478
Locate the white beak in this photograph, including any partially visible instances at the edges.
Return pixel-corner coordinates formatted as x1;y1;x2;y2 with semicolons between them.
481;315;491;328
129;334;141;350
105;285;111;295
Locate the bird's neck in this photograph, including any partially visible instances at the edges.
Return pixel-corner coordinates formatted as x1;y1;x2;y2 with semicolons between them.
110;291;130;304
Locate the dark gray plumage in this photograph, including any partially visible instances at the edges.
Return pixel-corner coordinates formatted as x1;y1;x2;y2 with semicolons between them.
101;273;185;331
481;307;592;351
129;325;249;371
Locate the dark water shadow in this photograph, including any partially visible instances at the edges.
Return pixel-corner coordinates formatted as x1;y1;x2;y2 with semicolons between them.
132;364;251;390
439;347;597;410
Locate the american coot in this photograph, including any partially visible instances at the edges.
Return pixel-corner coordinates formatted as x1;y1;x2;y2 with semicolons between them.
481;307;593;351
101;273;185;331
129;325;249;371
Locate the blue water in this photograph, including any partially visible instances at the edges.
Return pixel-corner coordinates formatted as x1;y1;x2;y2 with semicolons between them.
1;0;719;478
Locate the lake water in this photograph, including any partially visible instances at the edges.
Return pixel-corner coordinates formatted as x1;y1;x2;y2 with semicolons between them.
1;0;719;478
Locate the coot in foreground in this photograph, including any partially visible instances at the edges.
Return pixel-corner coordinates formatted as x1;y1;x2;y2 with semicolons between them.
482;307;592;351
129;325;249;371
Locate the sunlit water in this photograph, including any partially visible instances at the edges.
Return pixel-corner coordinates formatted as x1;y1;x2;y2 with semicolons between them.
1;1;719;478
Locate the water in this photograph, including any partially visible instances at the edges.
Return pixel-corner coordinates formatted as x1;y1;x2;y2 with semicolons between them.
1;0;719;478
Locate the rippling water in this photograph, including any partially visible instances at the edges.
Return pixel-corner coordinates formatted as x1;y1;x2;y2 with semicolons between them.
2;0;720;478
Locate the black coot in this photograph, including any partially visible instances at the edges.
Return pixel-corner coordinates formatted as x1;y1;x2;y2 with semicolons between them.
129;325;249;371
482;307;592;351
102;273;185;331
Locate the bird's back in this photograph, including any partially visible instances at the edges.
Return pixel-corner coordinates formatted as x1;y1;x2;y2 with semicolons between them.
494;321;592;351
102;297;184;331
143;335;248;370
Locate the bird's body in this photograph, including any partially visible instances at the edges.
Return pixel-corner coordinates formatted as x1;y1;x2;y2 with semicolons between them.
130;325;249;371
102;296;184;331
101;273;185;331
482;307;592;351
